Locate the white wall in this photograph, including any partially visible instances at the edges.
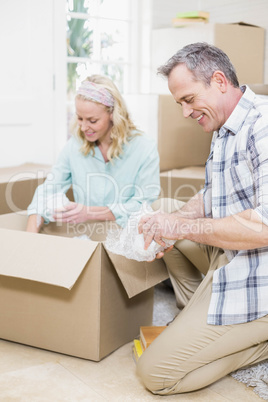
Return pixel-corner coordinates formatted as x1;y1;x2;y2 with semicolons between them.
127;0;268;137
0;0;267;168
152;0;268;83
0;0;66;168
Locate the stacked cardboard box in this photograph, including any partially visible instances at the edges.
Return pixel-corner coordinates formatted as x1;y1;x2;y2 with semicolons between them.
124;93;211;202
0;163;51;214
0;163;76;215
152;23;265;94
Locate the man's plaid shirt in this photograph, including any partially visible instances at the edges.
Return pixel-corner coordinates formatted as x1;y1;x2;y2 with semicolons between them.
203;86;268;325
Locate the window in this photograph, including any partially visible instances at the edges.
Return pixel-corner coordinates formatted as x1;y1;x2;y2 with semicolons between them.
64;0;151;141
66;0;143;138
66;0;134;97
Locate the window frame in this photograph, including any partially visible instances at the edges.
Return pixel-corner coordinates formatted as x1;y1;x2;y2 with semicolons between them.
66;1;138;94
53;0;151;158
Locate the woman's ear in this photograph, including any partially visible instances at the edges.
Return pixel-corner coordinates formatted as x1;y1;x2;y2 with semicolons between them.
212;70;228;93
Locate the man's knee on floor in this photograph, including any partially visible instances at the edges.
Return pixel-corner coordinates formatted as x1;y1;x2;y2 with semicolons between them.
136;353;178;394
136;354;161;393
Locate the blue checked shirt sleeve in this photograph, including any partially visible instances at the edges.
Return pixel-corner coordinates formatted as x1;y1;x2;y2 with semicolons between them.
251;118;268;226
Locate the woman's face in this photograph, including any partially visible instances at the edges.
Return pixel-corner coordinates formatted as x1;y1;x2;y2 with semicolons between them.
75;98;113;144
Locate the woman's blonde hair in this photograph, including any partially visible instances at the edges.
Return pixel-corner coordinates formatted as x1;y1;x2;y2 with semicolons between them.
72;75;140;161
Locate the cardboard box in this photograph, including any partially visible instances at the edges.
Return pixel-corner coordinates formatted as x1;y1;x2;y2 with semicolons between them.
248;84;268;96
213;23;265;85
0;163;51;214
152;23;265;93
0;163;75;215
0;213;168;361
125;93;212;172
157;95;212;172
160;167;206;201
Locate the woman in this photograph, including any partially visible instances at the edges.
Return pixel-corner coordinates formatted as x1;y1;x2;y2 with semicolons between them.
26;75;160;232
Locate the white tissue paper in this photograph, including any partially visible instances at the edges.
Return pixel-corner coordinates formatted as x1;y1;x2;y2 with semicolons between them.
73;235;91;240
45;193;70;222
105;204;175;262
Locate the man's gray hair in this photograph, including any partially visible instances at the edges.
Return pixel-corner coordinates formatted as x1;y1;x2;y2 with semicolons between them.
158;42;239;88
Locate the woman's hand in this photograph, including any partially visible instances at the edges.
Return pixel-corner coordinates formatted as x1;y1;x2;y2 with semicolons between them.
53;202;116;223
53;202;89;224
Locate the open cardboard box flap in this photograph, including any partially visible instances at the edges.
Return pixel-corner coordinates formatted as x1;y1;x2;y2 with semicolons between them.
106;250;168;298
0;227;98;290
0;212;164;361
0;212;168;298
231;22;263;28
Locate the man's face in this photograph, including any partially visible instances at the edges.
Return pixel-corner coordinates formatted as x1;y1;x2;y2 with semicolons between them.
168;64;226;133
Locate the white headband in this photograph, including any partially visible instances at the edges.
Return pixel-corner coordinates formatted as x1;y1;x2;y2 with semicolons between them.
77;81;114;107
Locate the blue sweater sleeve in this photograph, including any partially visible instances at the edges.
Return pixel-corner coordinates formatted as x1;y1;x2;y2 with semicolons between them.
27;140;73;222
27;134;160;227
107;137;160;227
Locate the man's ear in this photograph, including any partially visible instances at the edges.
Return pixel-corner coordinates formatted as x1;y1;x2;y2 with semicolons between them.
212;70;228;93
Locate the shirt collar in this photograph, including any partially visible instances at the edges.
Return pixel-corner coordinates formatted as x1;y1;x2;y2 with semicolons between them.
221;85;256;136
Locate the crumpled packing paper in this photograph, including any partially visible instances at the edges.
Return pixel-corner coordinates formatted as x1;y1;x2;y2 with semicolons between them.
73;234;91;240
105;204;175;262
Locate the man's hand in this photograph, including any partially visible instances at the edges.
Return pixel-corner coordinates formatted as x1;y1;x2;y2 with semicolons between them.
138;212;185;250
154;244;174;260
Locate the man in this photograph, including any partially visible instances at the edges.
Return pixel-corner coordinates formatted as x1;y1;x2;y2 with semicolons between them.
137;42;268;395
